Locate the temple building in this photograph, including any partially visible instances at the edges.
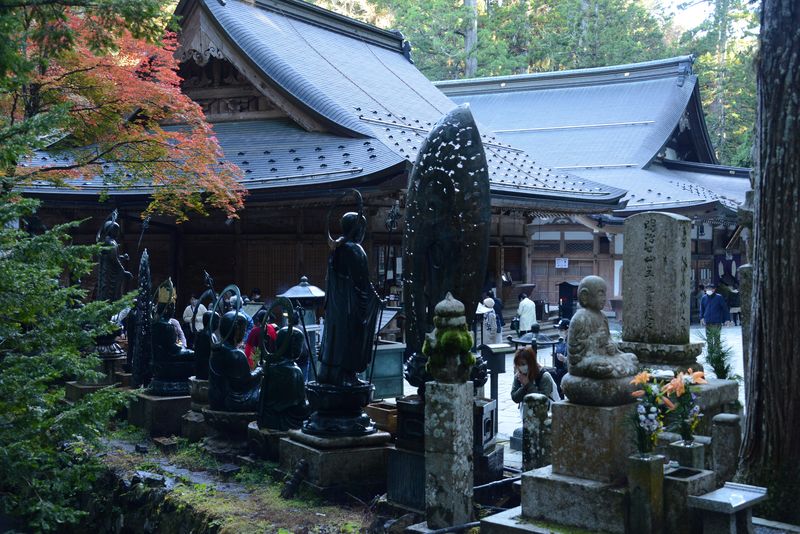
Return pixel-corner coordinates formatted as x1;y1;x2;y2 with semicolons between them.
24;0;748;319
437;57;750;312
24;0;624;306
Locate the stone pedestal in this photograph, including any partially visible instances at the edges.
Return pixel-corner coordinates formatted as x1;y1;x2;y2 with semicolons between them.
128;392;191;437
278;429;391;493
621;212;699;371
669;441;706;469
180;376;210;443
618;340;704;373
424;381;473;530
522;466;627;534
550;401;635;483
712;413;742;486
180;410;208;443
201;408;257;459
513;401;634;533
65;381;107;402
247;422;287;461
663;467;716;534
627;454;665;534
188;376;209;411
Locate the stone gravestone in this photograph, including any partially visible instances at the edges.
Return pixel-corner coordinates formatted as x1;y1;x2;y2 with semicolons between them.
619;212;703;371
620;212;740;435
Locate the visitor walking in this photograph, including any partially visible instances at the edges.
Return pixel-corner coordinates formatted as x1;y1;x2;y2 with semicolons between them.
481;297;497;345
182;294;206;348
517;292;538;334
488;290;505;342
700;283;731;348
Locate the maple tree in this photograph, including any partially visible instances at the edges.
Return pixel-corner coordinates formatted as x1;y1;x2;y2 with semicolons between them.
0;3;246;220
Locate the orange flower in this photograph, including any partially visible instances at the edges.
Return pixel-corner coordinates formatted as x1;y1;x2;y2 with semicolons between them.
631;371;651;385
632;390;645;398
689;369;707;385
663;373;687;396
660;396;676;410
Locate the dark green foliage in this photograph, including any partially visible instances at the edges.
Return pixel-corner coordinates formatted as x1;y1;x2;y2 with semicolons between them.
701;325;736;380
0;189;131;531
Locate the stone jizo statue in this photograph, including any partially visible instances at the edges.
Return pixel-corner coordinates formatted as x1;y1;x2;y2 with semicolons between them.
568;275;638;378
208;311;262;412
561;275;638;406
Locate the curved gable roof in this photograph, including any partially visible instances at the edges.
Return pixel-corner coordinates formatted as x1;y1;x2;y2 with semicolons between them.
437;56;714;169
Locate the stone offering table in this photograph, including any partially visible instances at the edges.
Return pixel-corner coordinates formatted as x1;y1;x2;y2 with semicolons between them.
688;482;767;534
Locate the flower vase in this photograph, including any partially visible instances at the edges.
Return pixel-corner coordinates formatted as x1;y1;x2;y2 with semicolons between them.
627;453;665;534
668;439;705;469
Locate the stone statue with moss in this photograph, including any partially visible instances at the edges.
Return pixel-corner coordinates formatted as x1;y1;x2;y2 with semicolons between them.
561;275;638;405
424;293;475;383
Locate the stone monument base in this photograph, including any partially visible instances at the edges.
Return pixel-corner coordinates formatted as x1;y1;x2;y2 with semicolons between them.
480;506;563;534
180;410;208;443
65;381;107;402
550;401;635;483
521;465;627;534
128;392;191;437
619;340;703;373
247;422;287;461
201;408;257;460
561;374;637;407
278;429;391;493
188;376;209;411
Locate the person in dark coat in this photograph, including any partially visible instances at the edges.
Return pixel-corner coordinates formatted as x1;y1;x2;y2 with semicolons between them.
700;283;731;327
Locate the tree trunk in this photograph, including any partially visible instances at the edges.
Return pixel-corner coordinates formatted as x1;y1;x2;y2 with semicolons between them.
464;0;478;77
740;0;800;521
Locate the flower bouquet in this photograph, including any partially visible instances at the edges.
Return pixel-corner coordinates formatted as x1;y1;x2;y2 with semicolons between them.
661;369;707;444
629;371;667;456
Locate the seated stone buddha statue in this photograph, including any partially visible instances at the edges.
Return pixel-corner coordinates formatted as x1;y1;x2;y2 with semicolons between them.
208;310;263;412
257;322;309;431
149;278;195;396
562;275;639;405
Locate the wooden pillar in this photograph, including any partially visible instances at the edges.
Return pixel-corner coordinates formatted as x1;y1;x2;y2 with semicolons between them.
234;219;243;285
296;211;304;277
495;214;504;299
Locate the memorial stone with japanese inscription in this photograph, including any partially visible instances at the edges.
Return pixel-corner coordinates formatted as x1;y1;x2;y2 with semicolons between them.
619;212;702;371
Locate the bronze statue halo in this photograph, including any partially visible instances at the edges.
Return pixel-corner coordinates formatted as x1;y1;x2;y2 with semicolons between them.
152;277;176;322
96;208;119;242
258;296;295;364
209;284;243;349
325;188;365;250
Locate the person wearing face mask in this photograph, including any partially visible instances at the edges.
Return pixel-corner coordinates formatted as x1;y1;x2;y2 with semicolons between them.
700;283;731;330
511;346;561;415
